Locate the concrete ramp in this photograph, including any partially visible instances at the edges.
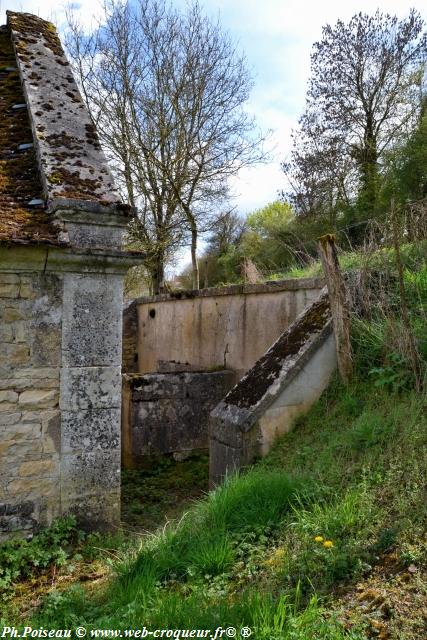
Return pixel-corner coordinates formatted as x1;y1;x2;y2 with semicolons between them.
209;288;337;486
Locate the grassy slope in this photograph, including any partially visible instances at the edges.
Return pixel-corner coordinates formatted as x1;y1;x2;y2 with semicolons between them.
16;375;425;639
4;257;426;638
267;240;427;280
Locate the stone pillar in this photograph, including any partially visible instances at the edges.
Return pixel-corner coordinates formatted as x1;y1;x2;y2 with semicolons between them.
59;271;124;528
46;218;138;528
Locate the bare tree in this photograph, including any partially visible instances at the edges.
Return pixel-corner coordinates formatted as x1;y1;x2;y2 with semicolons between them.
284;9;427;225
66;0;266;292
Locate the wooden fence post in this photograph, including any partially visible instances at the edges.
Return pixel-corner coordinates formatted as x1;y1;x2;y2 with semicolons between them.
318;234;353;384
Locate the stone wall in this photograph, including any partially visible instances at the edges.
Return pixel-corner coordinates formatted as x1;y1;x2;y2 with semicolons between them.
128;278;324;381
58;269;124;529
0;271;62;540
0;242;137;539
122;370;234;468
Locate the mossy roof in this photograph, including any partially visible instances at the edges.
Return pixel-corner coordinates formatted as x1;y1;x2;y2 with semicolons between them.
0;25;60;244
1;12;130;245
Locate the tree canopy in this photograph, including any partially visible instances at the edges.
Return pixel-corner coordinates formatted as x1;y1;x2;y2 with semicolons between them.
66;0;265;293
283;9;427;239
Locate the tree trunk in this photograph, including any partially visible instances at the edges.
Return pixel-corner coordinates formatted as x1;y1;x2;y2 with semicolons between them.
151;255;165;295
203;259;209;289
318;234;353;384
191;223;199;290
358;120;379;215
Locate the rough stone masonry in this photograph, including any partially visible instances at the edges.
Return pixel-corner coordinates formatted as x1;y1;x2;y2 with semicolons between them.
0;12;140;539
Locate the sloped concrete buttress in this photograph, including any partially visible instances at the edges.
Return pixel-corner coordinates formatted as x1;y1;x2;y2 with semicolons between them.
209;289;337;486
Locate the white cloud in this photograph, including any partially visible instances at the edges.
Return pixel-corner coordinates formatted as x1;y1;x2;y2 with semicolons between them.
0;0;104;31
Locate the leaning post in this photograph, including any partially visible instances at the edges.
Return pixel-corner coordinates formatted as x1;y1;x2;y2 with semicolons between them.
318;234;353;384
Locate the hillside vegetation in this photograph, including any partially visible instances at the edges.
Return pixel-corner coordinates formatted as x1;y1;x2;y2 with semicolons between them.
2;256;425;639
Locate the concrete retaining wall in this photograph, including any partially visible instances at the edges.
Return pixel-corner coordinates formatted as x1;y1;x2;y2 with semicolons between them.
126;278;324;381
209;289;337;486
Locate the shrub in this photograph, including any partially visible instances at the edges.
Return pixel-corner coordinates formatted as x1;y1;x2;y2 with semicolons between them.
0;517;78;593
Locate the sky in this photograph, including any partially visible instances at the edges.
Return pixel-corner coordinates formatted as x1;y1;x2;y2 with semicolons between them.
1;0;426;267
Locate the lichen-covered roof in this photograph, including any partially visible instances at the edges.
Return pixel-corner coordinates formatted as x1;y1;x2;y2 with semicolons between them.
7;12;124;210
0;25;60;243
1;12;130;245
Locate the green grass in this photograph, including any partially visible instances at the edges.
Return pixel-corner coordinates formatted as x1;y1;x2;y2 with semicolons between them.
267;239;427;281
5;252;426;637
16;374;424;638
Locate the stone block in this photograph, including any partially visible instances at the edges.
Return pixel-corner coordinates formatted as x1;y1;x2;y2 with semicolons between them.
0;422;41;441
0;502;36;539
19;282;37;299
0;274;20;284
0;390;18;404
13;322;28;343
60;366;121;410
0;283;19;298
0;325;13;342
31;326;61;367
22;409;58;423
8;476;59;499
2;307;27;323
61;407;120;454
0;378;59;391
61;490;120;530
0;343;30;365
18;389;59;409
19;458;59;478
125;371;234;465
0;412;21;426
62;273;123;367
0;402;18;412
209;440;242;487
14;367;60;379
0;438;43;457
61;450;120;496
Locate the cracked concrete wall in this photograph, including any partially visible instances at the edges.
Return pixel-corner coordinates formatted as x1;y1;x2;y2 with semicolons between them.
209;291;337;486
133;278;324;381
0;271;62;540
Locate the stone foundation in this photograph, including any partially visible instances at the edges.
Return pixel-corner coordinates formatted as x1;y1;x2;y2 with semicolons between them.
122;370;234;468
0;245;138;539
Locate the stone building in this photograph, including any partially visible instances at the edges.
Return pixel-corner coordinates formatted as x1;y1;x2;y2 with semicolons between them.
0;12;139;539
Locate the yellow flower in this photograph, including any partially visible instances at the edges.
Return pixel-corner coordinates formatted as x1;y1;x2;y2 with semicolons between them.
314;535;324;543
323;540;334;549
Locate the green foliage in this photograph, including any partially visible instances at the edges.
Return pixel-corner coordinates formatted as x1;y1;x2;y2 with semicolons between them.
368;352;414;393
194;469;306;533
20;373;426;638
348;409;396;450
239;201;310;274
121;470;306;587
280;488;376;593
0;517;78;593
246;201;294;236
381;99;427;205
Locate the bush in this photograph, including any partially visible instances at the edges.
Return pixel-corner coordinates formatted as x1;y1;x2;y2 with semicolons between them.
0;517;78;593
